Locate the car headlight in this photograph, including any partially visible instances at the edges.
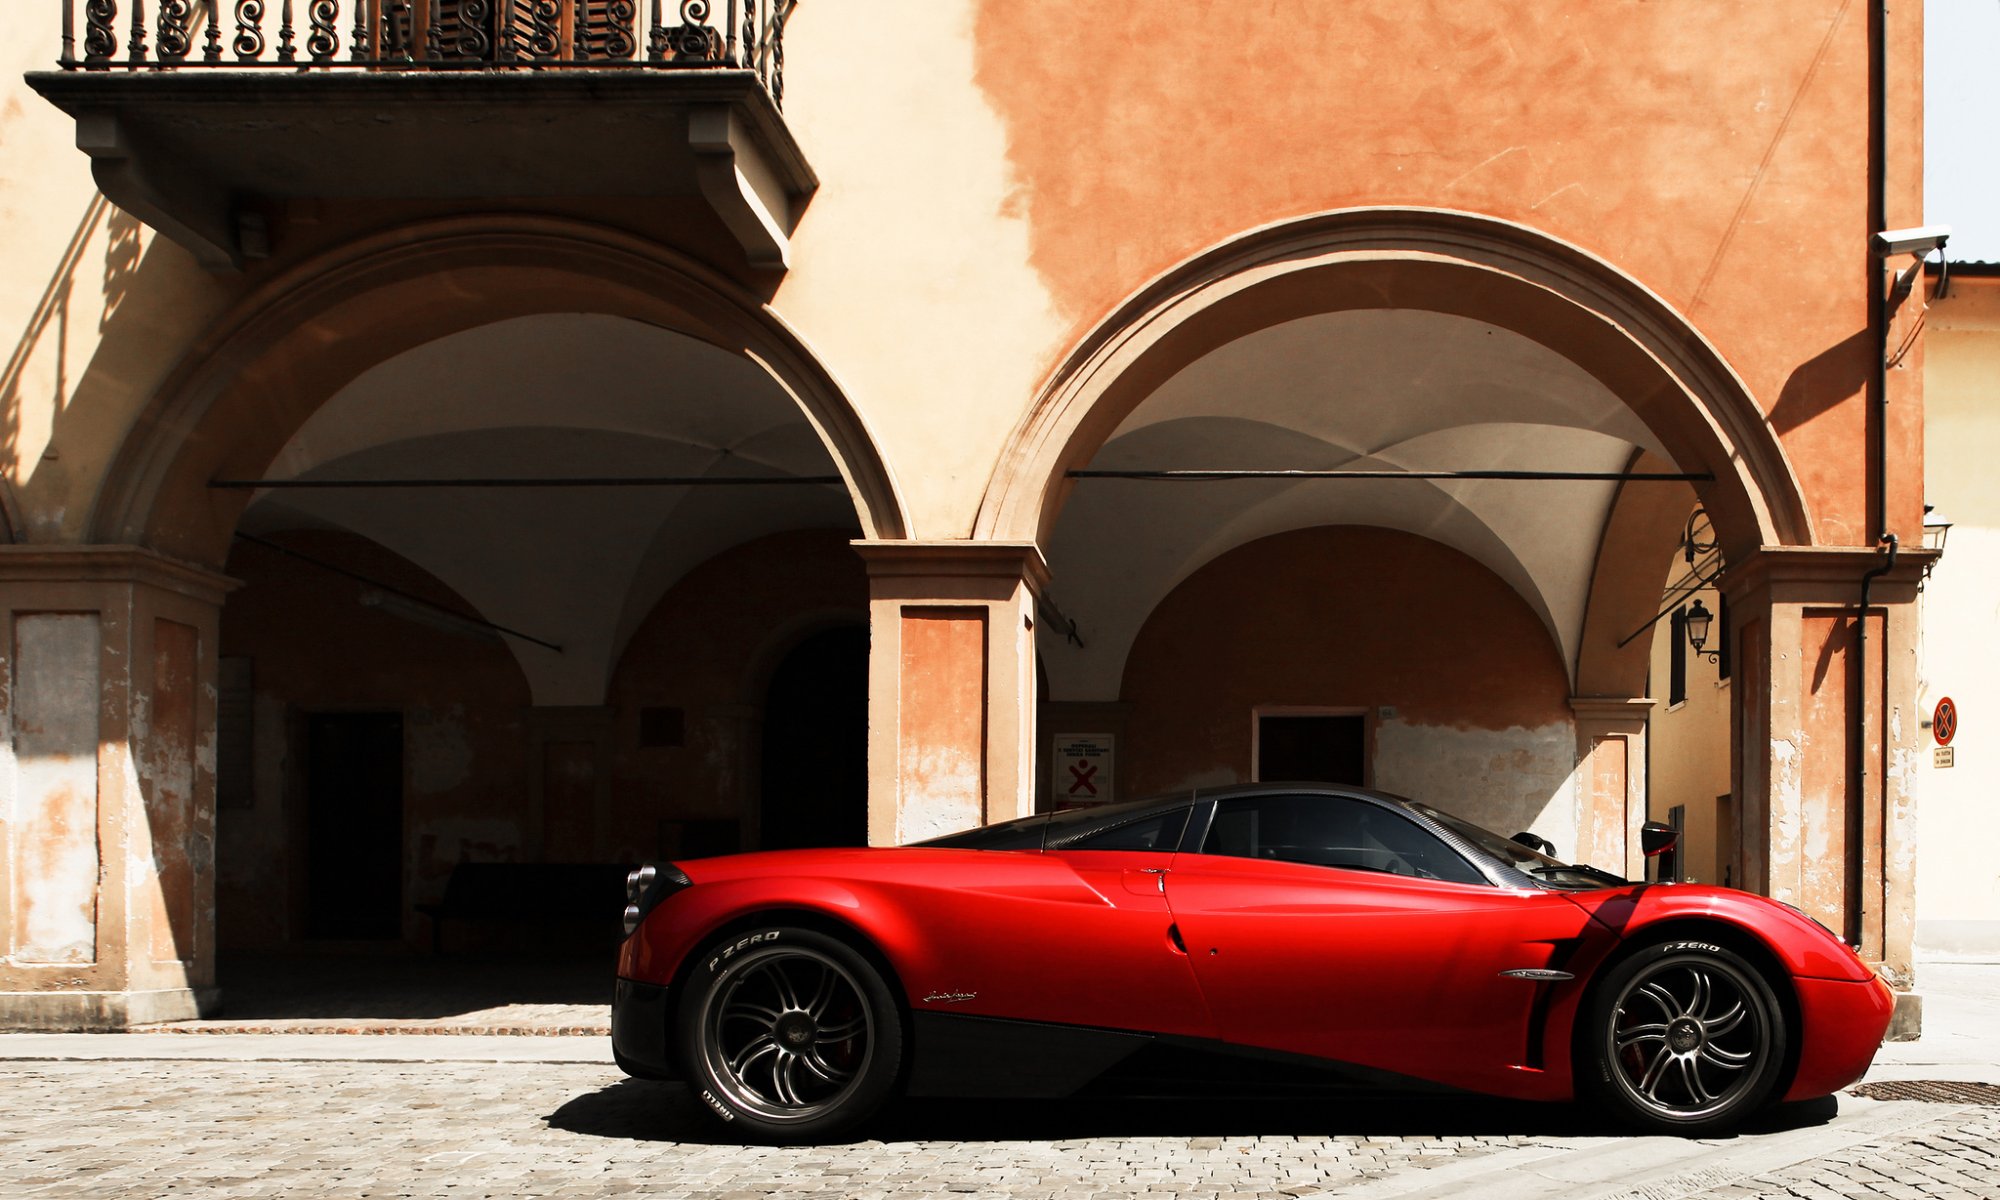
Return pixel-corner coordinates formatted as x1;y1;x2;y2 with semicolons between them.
623;862;690;937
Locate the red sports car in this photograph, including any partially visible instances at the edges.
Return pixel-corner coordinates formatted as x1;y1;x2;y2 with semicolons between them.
613;784;1892;1141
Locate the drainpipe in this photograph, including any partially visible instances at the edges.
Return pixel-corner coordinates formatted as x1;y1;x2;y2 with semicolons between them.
1851;0;1890;948
1851;534;1895;944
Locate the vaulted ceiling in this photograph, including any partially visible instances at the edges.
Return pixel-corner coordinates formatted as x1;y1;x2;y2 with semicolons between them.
238;313;856;704
1041;309;1670;700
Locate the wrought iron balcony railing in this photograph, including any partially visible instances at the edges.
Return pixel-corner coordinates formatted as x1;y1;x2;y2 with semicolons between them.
58;1;791;102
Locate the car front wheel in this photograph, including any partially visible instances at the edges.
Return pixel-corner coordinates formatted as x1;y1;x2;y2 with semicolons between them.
1581;939;1787;1134
676;926;903;1142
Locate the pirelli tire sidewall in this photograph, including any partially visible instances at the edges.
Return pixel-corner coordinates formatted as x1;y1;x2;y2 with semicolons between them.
674;925;905;1143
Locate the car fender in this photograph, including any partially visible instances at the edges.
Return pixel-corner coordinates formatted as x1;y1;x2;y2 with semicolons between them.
622;873;938;1001
1562;884;1875;982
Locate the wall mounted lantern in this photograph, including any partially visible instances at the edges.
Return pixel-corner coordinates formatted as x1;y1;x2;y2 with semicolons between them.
1923;505;1953;572
1684;598;1721;664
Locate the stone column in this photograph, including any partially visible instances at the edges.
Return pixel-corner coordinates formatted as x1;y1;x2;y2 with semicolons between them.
0;547;234;1030
1724;545;1932;1033
853;542;1046;846
1570;696;1654;879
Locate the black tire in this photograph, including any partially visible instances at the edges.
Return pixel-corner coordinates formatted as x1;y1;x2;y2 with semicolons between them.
675;926;903;1142
1579;938;1788;1134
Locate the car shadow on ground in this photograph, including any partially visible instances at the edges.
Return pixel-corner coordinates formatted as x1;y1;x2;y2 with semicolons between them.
546;1080;1840;1146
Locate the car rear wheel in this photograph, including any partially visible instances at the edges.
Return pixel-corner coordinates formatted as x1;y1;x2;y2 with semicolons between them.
1581;939;1787;1134
676;926;903;1142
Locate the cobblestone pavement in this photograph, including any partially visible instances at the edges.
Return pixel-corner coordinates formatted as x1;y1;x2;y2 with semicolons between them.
3;1057;1994;1200
1687;1107;2000;1200
0;1060;1564;1198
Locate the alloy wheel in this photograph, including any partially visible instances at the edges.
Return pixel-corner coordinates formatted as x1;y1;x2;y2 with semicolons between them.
698;945;875;1123
1605;954;1772;1120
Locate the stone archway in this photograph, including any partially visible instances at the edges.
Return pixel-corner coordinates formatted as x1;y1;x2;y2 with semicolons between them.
977;207;1809;562
963;207;1816;881
91;214;908;565
0;215;911;1026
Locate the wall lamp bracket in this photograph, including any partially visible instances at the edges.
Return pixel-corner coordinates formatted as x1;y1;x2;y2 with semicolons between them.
1684;598;1722;665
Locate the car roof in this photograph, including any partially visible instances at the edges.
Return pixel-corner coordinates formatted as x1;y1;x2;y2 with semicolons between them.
916;782;1425;851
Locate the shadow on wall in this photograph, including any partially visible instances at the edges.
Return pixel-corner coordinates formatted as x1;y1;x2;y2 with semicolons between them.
0;193;220;542
1768;329;1870;437
0;195;116;537
1768;328;1872;545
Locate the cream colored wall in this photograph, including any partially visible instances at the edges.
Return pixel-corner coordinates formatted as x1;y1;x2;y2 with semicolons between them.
1917;275;2000;957
0;5;228;543
1646;571;1733;886
771;0;1065;540
0;5;106;500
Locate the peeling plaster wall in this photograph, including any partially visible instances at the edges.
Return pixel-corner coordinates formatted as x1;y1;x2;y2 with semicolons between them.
895;610;987;843
6;614;99;964
143;619;200;964
1373;720;1580;860
1116;526;1580;845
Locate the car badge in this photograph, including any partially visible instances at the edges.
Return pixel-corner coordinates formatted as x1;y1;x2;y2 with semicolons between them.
1498;968;1575;981
923;990;979;1004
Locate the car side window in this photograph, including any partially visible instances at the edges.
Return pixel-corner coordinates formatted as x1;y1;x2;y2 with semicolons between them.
1055;807;1191;852
1201;795;1485;885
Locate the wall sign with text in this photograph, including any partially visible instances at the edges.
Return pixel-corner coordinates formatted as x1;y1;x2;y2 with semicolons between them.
1053;735;1115;806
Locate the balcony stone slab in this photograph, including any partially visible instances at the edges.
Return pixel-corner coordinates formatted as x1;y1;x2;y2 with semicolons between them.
27;69;815;274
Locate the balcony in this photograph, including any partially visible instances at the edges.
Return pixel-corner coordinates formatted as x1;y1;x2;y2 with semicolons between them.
28;1;815;273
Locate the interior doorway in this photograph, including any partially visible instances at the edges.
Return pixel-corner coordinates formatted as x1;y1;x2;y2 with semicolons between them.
305;712;404;939
1255;711;1366;786
758;625;868;849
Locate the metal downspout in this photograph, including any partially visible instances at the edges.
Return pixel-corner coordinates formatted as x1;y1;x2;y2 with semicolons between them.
1852;0;1892;947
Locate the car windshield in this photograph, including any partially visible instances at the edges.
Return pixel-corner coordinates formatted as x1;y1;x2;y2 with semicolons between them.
1404;799;1630;888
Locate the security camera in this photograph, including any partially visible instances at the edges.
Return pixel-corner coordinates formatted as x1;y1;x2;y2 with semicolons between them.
1872;225;1952;257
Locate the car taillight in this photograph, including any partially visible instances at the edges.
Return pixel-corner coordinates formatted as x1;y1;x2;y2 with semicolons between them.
623;862;692;937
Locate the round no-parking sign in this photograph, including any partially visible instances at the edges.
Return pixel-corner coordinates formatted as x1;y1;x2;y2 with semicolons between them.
1933;697;1957;747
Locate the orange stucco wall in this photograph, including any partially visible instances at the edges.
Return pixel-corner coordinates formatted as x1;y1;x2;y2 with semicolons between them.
1119;525;1575;837
896;608;989;840
970;0;1921;545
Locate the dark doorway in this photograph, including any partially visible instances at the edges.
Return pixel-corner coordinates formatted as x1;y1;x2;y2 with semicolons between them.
1256;713;1365;785
305;712;404;939
759;625;868;849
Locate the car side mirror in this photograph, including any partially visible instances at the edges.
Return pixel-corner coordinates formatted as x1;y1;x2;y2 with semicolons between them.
1510;831;1555;856
1640;821;1680;858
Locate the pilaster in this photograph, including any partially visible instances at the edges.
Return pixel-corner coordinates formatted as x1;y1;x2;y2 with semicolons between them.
0;546;235;1029
1723;545;1932;995
854;541;1047;846
1570;696;1655;879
